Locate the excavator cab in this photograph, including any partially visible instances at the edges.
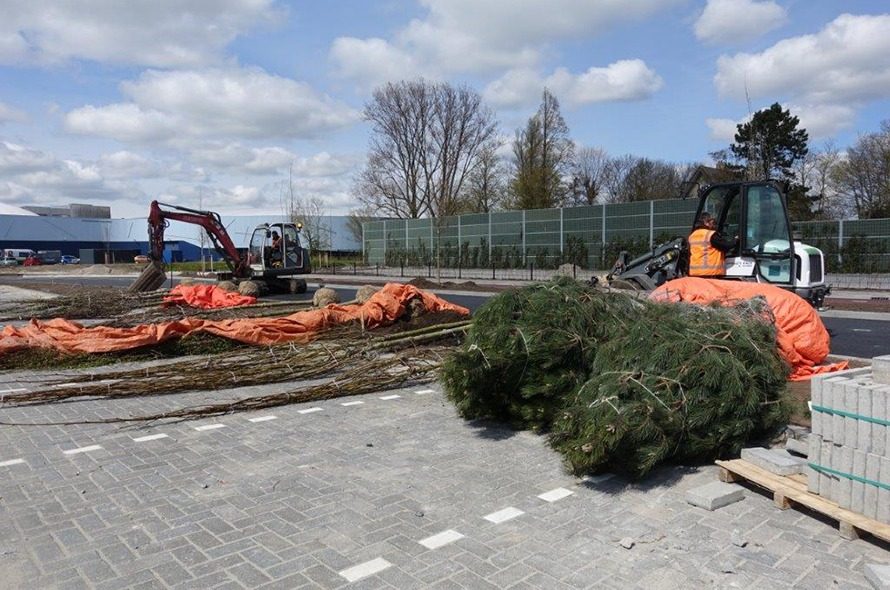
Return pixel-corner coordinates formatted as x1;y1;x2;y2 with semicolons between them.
248;222;311;276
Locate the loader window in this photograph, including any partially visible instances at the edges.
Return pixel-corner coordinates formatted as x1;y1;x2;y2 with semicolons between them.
746;185;793;283
699;185;740;250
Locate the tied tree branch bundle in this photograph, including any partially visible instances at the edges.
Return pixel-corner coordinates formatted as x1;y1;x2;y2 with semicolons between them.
441;279;790;479
440;277;639;430
550;300;789;479
0;349;445;426
2;320;469;406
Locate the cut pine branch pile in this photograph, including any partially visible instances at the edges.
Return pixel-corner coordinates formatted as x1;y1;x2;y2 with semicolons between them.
440;277;790;479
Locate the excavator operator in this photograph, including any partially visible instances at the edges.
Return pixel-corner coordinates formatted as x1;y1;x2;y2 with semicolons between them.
688;212;737;278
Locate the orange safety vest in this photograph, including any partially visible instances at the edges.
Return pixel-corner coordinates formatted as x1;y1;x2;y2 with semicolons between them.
688;228;725;277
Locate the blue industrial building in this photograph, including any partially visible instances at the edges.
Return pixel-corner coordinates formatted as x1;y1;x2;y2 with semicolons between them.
0;208;361;263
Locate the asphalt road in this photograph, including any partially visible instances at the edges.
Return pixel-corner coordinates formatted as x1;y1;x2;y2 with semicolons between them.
1;274;887;359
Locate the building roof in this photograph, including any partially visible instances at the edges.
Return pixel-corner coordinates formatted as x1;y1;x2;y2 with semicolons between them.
0;203;38;216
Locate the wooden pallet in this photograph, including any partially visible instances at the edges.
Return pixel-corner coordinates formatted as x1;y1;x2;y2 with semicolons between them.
715;458;890;543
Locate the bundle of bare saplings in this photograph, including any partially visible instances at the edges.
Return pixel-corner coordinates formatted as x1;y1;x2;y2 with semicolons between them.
440;277;790;479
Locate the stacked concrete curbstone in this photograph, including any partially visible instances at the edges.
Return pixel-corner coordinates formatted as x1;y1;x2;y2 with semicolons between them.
808;356;890;524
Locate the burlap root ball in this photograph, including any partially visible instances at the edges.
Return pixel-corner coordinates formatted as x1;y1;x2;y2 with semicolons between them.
313;287;340;307
406;297;427;319
217;280;238;292
238;280;260;297
355;285;378;303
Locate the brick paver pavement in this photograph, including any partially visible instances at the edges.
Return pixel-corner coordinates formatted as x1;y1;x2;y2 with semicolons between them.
0;362;887;589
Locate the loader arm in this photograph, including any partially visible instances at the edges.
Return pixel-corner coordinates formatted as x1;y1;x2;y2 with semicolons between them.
147;200;249;278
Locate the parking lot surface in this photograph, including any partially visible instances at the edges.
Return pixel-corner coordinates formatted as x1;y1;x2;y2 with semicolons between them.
0;366;888;589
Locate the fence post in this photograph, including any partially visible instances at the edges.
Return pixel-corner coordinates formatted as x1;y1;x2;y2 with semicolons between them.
488;211;493;261
521;210;527;265
492;261;495;280
428;260;432;278
382;220;387;267
376;263;379;276
838;219;844;267
400;258;404;278
649;200;655;248
601;203;607;268
529;261;533;281
353;262;356;275
560;208;564;257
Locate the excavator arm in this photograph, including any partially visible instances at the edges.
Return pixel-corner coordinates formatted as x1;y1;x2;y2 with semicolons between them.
147;200;250;278
129;201;250;292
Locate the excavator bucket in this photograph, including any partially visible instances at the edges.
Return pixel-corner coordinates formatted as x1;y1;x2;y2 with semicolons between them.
128;260;167;292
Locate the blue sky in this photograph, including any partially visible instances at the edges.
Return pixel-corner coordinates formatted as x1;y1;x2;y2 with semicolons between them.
0;0;888;218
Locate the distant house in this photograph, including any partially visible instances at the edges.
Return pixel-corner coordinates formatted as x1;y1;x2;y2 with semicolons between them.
681;165;743;199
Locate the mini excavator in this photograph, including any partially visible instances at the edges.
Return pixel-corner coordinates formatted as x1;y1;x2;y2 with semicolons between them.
128;201;311;294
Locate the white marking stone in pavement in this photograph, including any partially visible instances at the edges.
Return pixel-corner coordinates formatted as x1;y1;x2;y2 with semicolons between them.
419;529;464;550
415;389;435;395
341;401;364;406
484;507;524;524
63;445;102;455
538;487;574;503
0;458;26;467
132;433;169;443
194;424;226;431
339;557;392;583
380;394;401;400
248;415;277;423
298;407;323;414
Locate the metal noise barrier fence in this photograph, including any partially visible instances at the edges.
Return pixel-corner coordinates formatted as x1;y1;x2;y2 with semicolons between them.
362;199;890;274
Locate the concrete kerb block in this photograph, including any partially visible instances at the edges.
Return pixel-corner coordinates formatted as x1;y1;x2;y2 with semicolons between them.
741;447;807;476
864;563;890;590
686;481;745;511
786;437;809;457
873;355;890;385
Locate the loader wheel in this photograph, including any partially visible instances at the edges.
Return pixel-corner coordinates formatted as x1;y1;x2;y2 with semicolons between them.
128;261;167;292
289;278;307;294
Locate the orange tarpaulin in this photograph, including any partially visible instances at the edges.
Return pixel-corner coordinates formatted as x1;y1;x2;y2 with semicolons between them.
0;283;469;355
163;284;256;308
650;277;847;381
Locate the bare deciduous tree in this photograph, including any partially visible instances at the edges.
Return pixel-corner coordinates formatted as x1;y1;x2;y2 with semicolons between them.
356;79;498;219
465;142;507;212
570;146;609;205
833;121;890;219
509;89;574;209
281;165;331;253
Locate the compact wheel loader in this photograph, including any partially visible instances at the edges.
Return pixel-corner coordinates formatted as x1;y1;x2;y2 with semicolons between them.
605;181;830;307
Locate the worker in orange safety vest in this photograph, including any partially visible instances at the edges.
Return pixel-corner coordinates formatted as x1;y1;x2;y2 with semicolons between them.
687;212;738;277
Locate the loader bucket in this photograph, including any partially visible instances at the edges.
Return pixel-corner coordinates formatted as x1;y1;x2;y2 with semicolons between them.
128;260;167;292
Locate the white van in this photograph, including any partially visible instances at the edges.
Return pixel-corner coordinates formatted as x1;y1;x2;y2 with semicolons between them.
4;249;36;263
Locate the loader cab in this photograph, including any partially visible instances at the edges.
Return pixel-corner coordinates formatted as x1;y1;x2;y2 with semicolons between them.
248;222;311;276
694;181;796;286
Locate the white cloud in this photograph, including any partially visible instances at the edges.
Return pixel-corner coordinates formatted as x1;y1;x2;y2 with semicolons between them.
789;103;858;139
484;60;663;108
0;141;55;173
694;0;787;44
705;117;739;142
0;101;27;124
331;0;679;87
715;14;890;104
0;0;281;67
64;68;360;144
